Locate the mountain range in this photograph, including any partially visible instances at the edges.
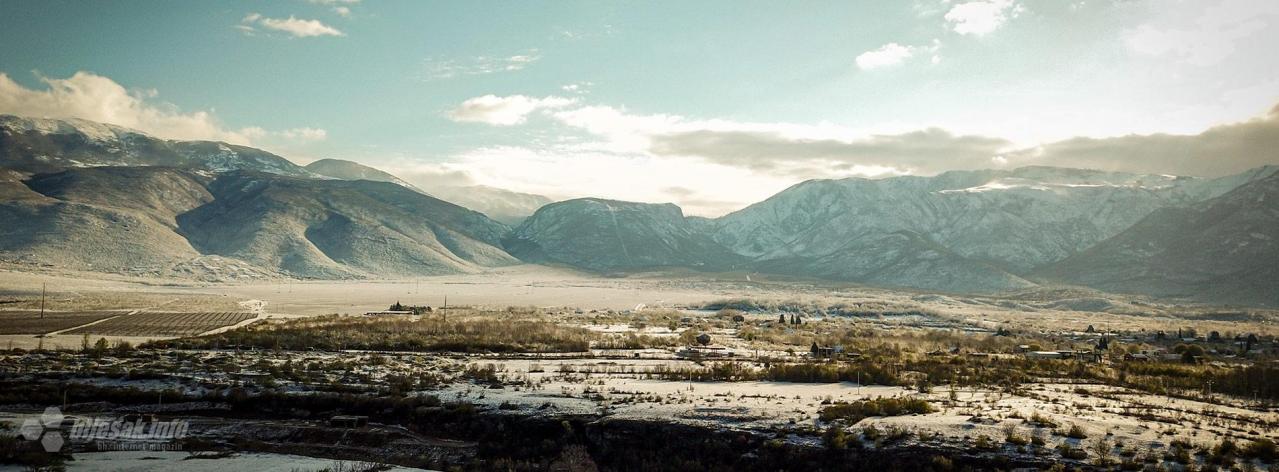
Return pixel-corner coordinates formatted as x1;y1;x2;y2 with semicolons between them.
2;114;1276;305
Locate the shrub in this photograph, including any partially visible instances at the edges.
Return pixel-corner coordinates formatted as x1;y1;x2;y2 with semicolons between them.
1064;423;1088;439
818;397;934;423
1242;438;1276;462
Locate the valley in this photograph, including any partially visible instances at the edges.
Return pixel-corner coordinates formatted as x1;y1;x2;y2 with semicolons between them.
0;267;1276;470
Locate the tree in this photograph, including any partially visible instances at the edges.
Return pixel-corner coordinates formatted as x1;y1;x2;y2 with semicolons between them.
1178;344;1205;363
92;337;110;356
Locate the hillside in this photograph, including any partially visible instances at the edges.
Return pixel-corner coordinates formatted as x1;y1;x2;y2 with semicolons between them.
179;171;517;278
304;158;551;225
707;166;1273;292
503;198;743;272
303;158;419;191
0;167;517;280
0;115;311;177
1037;171;1279;306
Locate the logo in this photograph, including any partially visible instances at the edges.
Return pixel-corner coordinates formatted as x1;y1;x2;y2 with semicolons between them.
18;407;66;452
18;407;190;452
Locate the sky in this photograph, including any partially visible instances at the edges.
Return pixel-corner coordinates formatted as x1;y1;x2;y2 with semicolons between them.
1;0;1277;216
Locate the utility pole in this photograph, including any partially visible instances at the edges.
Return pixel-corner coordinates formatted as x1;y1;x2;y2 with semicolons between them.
39;283;46;319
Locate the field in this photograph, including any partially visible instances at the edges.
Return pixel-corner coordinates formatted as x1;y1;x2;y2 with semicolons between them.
0;310;122;335
64;311;256;337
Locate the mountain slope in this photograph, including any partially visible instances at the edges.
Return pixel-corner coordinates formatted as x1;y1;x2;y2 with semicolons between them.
503;198;743;272
0;166;256;278
303;158;419;190
707;166;1278;292
303;158;551;225
1037;171;1279;305
0;115;312;177
427;185;553;226
178;172;517;278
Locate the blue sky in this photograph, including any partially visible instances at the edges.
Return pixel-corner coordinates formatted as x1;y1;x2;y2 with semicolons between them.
1;0;1277;215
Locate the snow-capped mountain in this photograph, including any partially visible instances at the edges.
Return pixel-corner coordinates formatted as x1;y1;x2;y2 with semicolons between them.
0;115;313;177
1037;168;1279;305
503;198;744;271
304;158;553;226
713;166;1275;283
303;158;421;191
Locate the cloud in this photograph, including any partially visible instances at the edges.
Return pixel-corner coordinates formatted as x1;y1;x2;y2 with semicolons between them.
649;128;1012;176
241;125;327;141
855;40;941;70
945;0;1021;36
0;71;324;149
856;43;915;70
423;52;541;80
447;92;1279;205
1123;0;1279;67
240;13;344;38
448;95;575;126
332;6;351;17
440;145;797;216
1004;105;1279;177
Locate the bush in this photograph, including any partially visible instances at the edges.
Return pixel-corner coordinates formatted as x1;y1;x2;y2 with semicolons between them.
1064;423;1088;439
818;397;934;423
1242;438;1276;462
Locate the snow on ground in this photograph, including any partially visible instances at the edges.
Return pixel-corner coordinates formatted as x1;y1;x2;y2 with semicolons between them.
12;451;432;472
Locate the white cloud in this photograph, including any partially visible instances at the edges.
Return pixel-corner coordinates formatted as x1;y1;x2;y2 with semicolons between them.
333;6;351;17
442;145;800;216
447;95;576;126
1123;0;1279;66
437;92;1279;214
423;52;542;80
240;13;344;38
856;43;915;70
855;40;940;70
0;71;324;148
945;0;1020;36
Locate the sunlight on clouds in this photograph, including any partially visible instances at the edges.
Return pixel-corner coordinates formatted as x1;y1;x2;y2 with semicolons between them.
856;43;914;70
944;0;1021;36
448;95;576;126
240;13;344;38
855;40;940;70
0;71;326;150
445;145;819;216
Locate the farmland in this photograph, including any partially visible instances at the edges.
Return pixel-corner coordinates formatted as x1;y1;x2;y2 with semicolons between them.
64;311;257;337
0;310;122;335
